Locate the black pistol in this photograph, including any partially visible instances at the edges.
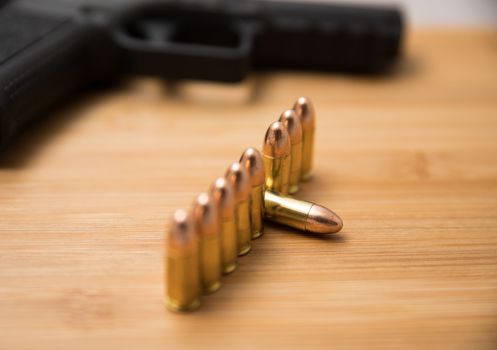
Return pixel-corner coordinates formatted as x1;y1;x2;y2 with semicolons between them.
0;0;403;150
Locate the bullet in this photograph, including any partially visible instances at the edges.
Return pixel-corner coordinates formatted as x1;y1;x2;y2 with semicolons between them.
193;193;222;294
279;109;303;194
262;121;291;194
210;177;238;274
166;209;200;312
240;147;265;239
293;97;315;181
264;190;343;234
225;162;252;256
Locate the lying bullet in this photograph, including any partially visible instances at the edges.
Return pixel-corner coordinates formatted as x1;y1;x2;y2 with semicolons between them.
279;109;303;194
193;193;222;294
264;190;343;234
263;121;291;194
293;97;315;181
225;162;252;256
166;209;200;312
240;147;265;239
210;177;238;274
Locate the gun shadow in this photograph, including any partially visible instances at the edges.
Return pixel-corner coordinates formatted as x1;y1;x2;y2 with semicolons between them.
0;84;115;168
0;54;420;168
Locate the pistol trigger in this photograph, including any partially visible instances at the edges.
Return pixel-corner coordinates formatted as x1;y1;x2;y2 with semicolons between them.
135;20;173;44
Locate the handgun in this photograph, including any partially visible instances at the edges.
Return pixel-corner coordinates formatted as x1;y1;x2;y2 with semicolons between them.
0;0;403;150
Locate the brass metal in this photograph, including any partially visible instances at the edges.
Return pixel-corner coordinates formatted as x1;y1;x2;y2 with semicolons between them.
293;97;315;181
240;147;265;239
166;209;200;312
264;190;343;234
225;162;252;256
279;109;303;194
193;193;222;294
262;121;291;194
210;177;238;274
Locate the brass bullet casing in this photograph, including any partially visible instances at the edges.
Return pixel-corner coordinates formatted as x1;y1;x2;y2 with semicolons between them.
279;109;303;194
210;177;238;274
263;121;291;194
264;190;343;234
193;193;222;294
225;162;252;256
166;209;200;312
293;97;315;181
240;147;265;239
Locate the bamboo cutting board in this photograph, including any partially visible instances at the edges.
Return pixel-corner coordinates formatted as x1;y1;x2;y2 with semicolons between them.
1;29;497;349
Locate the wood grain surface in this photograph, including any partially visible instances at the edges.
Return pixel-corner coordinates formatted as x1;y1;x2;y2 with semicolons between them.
1;29;497;350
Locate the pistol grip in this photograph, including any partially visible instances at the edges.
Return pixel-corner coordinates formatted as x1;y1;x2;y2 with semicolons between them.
0;3;114;150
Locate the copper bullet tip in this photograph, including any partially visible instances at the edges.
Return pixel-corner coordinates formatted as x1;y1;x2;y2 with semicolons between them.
306;205;343;234
225;162;251;202
293;97;315;131
240;147;265;187
209;177;235;218
193;193;219;237
279;109;302;144
169;209;196;249
263;121;291;158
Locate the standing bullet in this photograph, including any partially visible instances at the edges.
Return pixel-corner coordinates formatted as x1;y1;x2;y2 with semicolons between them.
210;177;238;274
193;193;222;294
166;209;200;312
225;162;252;256
293;97;315;181
262;121;291;194
279;109;303;194
264;190;343;234
240;147;265;239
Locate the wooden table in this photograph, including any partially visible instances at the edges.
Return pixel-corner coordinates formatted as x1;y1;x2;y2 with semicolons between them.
1;29;497;349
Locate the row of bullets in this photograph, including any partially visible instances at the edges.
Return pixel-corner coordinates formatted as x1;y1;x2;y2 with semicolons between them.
165;97;343;312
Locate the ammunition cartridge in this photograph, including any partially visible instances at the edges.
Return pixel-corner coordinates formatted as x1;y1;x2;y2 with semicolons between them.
210;177;238;274
166;209;200;312
262;121;291;194
193;193;222;294
264;190;343;234
226;162;252;256
279;109;303;194
240;147;265;239
293;97;315;181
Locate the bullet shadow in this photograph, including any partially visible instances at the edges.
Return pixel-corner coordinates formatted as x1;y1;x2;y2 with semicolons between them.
264;221;347;243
